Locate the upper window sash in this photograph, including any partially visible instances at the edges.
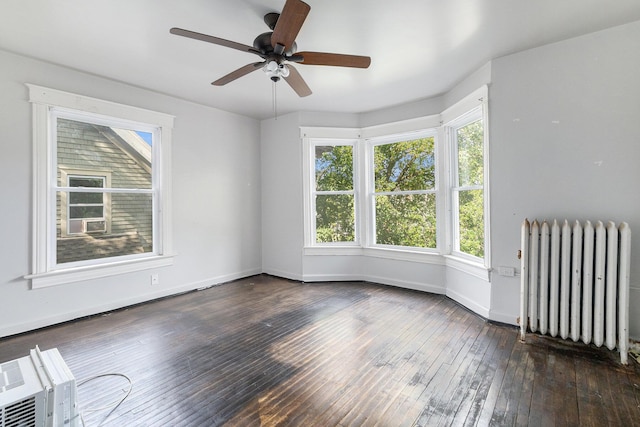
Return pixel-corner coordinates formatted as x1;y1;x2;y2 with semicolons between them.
449;110;483;191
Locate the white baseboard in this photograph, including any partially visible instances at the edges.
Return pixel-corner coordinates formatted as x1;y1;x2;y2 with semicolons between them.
488;309;518;326
301;272;362;282
299;271;445;295
446;288;490;319
363;274;445;295
262;267;303;281
0;268;261;339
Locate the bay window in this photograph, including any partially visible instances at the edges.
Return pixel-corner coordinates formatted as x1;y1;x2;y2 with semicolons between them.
302;86;489;269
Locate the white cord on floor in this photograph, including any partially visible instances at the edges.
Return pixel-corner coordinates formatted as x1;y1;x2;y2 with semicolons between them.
77;373;133;426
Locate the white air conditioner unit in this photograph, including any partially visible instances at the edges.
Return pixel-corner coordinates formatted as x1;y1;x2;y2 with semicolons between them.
0;347;79;427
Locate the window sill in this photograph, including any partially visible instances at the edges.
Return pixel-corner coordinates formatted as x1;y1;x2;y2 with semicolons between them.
303;246;363;256
25;255;174;289
443;255;490;281
303;245;445;265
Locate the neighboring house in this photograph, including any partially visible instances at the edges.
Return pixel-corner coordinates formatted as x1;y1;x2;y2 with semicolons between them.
56;118;152;264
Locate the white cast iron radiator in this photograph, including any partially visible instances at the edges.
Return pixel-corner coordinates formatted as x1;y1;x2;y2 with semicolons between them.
519;219;631;364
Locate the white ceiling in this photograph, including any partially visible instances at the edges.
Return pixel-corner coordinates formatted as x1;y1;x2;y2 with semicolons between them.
2;0;640;120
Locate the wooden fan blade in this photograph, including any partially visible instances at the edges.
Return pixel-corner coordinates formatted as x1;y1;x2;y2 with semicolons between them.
212;62;264;86
296;51;371;68
170;28;262;56
283;64;312;97
271;0;310;53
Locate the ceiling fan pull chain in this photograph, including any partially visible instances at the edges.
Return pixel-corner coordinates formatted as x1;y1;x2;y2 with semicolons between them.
272;80;278;120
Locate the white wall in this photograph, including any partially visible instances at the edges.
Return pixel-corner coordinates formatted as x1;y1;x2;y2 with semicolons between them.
0;49;262;338
489;20;640;337
260;113;305;279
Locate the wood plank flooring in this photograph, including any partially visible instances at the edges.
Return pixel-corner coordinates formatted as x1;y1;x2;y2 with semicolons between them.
1;275;639;426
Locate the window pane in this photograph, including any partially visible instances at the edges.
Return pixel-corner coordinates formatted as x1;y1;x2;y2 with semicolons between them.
135;131;153;145
315;145;353;191
69;206;103;219
69;191;103;204
457;120;483;187
458;189;484;258
374;137;435;192
68;219;83;234
375;194;436;248
57;192;153;264
315;194;355;242
57;118;152;189
69;177;103;188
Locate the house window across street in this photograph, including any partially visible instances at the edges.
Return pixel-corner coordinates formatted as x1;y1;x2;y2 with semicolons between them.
66;174;108;235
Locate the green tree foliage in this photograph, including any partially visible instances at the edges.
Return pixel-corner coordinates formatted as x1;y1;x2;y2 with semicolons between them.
315;146;355;242
458;190;484;257
374;138;436;248
456;121;484;258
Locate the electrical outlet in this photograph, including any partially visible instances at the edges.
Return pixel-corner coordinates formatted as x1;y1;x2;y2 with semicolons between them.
498;266;515;277
151;274;159;285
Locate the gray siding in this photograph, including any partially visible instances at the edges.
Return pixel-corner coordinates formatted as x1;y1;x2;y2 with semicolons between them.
56;118;152;264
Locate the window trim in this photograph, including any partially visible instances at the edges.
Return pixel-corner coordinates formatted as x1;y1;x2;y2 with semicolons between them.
25;84;175;289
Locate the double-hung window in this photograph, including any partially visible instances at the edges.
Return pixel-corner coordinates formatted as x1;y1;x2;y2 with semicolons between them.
64;173;109;236
442;85;488;266
308;138;358;245
450;110;485;259
369;132;437;249
27;85;174;288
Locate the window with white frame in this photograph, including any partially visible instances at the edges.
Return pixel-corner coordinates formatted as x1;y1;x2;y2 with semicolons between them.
313;141;357;243
62;172;111;236
369;132;437;249
302;86;489;269
27;84;174;288
448;108;485;259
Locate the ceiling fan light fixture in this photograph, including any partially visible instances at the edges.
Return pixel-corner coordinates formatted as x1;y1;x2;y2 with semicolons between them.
263;60;289;82
280;64;290;78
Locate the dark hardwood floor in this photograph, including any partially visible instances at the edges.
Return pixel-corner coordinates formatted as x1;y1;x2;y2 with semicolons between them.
1;275;639;426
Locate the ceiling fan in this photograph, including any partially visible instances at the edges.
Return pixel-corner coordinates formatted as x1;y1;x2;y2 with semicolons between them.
169;0;371;97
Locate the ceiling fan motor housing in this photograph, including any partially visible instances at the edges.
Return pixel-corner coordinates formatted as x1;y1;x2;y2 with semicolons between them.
253;31;297;57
